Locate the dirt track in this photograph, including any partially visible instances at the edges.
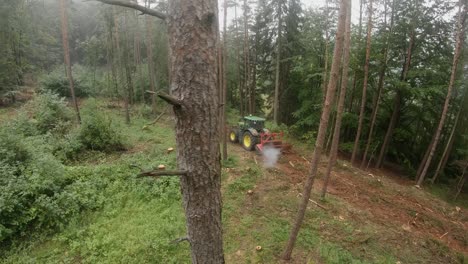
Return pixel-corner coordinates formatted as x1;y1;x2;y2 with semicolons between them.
229;144;468;262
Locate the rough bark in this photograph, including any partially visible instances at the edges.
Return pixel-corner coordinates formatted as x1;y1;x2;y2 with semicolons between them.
282;0;349;259
351;0;373;165
96;0;225;262
222;0;228;161
321;0;352;198
273;0;282;124
360;0;394;169
59;0;81;123
417;1;466;186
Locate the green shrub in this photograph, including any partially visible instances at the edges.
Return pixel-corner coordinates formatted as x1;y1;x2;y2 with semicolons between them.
78;104;124;152
0;129;30;168
14;92;74;135
39;65;90;98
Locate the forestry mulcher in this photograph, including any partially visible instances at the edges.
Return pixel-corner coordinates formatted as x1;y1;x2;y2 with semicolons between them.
229;115;289;153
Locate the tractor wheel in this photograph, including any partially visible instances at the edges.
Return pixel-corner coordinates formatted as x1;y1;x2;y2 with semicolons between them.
242;131;257;151
229;129;239;143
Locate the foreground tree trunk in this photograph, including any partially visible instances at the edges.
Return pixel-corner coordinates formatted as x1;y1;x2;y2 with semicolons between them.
273;0;282;124
351;0;373;165
321;0;352;198
417;1;466;186
222;0;228;160
96;0;225;262
59;0;81;123
282;0;349;259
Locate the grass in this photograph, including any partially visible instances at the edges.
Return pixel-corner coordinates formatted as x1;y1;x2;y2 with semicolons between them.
1;100;466;263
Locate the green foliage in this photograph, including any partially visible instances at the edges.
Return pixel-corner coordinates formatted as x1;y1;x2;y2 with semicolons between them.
77;102;125;152
39;66;90;98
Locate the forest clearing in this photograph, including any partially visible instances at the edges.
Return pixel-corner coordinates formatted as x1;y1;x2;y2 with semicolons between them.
0;98;466;263
1;0;467;263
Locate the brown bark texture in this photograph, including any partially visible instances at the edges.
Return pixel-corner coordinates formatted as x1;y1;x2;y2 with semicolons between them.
417;1;466;186
273;0;282;124
282;0;349;259
167;0;225;262
59;0;81;123
351;0;373;165
321;0;352;198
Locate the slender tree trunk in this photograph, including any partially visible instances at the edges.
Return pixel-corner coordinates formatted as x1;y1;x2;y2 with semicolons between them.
222;0;228;161
235;4;244;116
454;162;467;200
282;0;349;259
361;0;394;169
376;29;415;168
273;0;282;124
431;105;462;183
321;1;352;198
351;0;373;165
145;1;157;115
113;8;130;123
346;0;364;114
322;0;329;100
123;11;132;124
59;0;81;123
243;0;251;114
417;1;466;186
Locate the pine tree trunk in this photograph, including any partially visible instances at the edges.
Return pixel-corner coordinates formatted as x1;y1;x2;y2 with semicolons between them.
282;0;349;259
321;0;352;198
351;0;373;165
360;0;394;169
235;4;244;116
243;0;251;114
321;0;329;100
222;0;228;161
417;1;466;186
376;29;414;168
273;0;282;124
59;0;81;123
431;105;462;183
145;1;157;115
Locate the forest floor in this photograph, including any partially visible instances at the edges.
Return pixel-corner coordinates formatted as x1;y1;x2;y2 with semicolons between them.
1;99;467;264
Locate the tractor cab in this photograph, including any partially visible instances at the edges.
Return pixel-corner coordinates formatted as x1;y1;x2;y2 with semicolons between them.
230;115;288;153
239;116;265;131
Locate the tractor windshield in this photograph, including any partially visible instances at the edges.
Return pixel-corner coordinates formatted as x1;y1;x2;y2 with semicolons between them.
249;120;264;131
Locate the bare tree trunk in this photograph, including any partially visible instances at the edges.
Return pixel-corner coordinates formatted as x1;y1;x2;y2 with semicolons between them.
235;4;244;116
361;0;394;169
273;0;282;124
351;0;373;165
454;162;467;200
417;1;466;186
321;0;352;198
113;8;130;123
346;0;364;115
123;10;132;124
243;0;251;114
59;0;81;123
431;105;462;183
145;0;157;115
321;0;329;100
222;0;228;161
376;29;415;168
282;0;349;259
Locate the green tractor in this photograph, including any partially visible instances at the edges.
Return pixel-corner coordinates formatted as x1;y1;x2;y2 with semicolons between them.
229;115;284;152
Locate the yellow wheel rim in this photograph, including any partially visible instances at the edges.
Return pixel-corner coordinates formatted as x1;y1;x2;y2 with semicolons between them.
243;134;251;148
230;132;236;141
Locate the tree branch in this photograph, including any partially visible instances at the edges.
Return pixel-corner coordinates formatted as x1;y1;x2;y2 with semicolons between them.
138;170;188;177
94;0;167;20
158;92;182;108
170;236;190;244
